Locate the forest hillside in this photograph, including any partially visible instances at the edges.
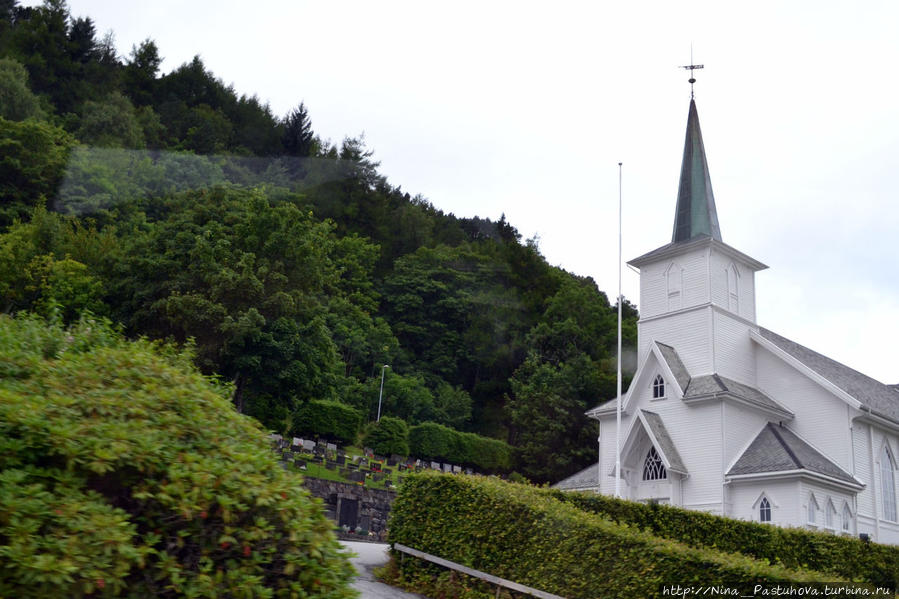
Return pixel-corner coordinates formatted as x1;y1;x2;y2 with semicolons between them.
0;0;637;483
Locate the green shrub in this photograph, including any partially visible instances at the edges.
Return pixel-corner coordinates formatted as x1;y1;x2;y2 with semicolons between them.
0;314;355;598
408;422;453;461
291;399;361;445
389;473;850;599
408;422;512;473
364;416;410;457
548;489;899;589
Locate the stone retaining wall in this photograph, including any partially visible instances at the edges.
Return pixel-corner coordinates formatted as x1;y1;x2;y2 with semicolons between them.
302;477;396;542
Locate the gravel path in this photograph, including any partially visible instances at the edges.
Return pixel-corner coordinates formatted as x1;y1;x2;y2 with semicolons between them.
340;541;428;599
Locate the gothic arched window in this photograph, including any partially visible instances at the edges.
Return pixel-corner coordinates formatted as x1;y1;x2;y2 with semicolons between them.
652;375;665;399
726;263;740;313
807;493;819;525
759;496;771;523
642;446;667;481
841;503;852;532
825;499;836;529
881;445;897;522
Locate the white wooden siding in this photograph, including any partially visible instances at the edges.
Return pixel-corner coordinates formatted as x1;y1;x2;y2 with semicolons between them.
639;307;713;376
728;479;799;526
637;247;709;319
713;311;757;386
708;247;757;321
723;403;769;472
853;423;874;517
755;347;851;472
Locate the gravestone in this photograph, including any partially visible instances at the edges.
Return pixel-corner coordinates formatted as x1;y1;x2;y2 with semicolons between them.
302;439;316;452
327;443;337;453
292;437;302;446
325;461;337;470
453;465;462;474
430;462;441;470
336;455;346;466
442;463;452;473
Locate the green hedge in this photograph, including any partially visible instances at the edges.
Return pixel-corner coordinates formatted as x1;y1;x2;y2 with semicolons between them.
364;416;410;456
291;399;361;445
548;489;899;589
389;472;847;599
408;422;512;473
0;314;354;598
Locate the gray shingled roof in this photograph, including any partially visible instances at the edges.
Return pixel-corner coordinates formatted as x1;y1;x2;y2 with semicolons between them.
758;328;899;424
656;342;691;391
727;423;859;485
553;462;600;491
641;410;688;474
684;374;792;416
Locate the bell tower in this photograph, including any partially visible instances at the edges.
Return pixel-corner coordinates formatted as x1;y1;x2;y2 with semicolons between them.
628;93;767;385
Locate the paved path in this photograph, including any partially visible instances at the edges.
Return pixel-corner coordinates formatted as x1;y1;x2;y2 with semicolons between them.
340;541;428;599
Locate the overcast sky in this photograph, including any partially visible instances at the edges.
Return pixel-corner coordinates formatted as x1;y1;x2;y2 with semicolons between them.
38;0;899;383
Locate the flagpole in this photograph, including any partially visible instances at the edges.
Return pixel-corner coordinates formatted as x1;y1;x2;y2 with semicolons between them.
615;162;623;498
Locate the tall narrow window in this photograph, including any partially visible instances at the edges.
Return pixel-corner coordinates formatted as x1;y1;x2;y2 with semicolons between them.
726;263;740;313
652;375;665;399
759;497;771;523
642;446;667;481
842;503;852;532
881;446;897;522
807;493;818;525
825;499;836;529
666;263;683;311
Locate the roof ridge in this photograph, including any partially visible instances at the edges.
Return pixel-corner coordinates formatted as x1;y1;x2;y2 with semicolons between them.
767;423;803;470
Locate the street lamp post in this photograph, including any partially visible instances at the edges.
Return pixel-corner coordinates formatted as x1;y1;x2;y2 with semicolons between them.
376;364;390;422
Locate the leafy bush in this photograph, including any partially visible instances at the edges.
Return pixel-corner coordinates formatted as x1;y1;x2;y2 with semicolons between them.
364;416;410;457
388;473;846;599
408;422;512;473
291;399;361;445
0;314;355;598
549;489;899;589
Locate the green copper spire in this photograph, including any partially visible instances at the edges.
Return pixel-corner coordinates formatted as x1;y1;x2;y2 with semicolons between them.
672;99;721;243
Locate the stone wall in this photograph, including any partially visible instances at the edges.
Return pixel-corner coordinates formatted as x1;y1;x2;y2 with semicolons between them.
302;478;396;542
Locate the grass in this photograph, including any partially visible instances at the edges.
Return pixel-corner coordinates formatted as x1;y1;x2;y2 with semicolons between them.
286;450;407;490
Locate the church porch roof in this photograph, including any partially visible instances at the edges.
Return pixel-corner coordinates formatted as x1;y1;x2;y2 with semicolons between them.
552;462;600;491
640;409;688;474
727;423;862;488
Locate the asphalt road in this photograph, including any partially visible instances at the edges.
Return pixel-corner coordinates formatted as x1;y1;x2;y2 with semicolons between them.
341;541;428;599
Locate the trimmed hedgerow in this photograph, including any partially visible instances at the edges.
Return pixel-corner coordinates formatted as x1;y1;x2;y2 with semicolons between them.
0;314;355;598
291;399;361;445
408;422;512;473
388;472;850;599
364;416;410;457
548;489;899;589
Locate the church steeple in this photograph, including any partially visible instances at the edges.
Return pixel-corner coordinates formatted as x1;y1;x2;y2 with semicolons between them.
672;99;721;243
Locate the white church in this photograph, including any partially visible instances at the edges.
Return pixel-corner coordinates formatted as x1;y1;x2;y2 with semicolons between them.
555;97;899;545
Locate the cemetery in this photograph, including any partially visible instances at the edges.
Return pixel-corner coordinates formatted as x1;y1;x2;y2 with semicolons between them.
268;433;478;538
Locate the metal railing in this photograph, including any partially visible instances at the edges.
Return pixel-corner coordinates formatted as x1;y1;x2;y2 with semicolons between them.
392;543;566;599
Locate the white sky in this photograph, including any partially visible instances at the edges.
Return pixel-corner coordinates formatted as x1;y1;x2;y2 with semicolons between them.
39;0;899;383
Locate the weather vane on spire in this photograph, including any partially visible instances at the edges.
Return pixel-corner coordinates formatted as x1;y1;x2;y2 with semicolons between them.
679;46;704;99
679;63;704;99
